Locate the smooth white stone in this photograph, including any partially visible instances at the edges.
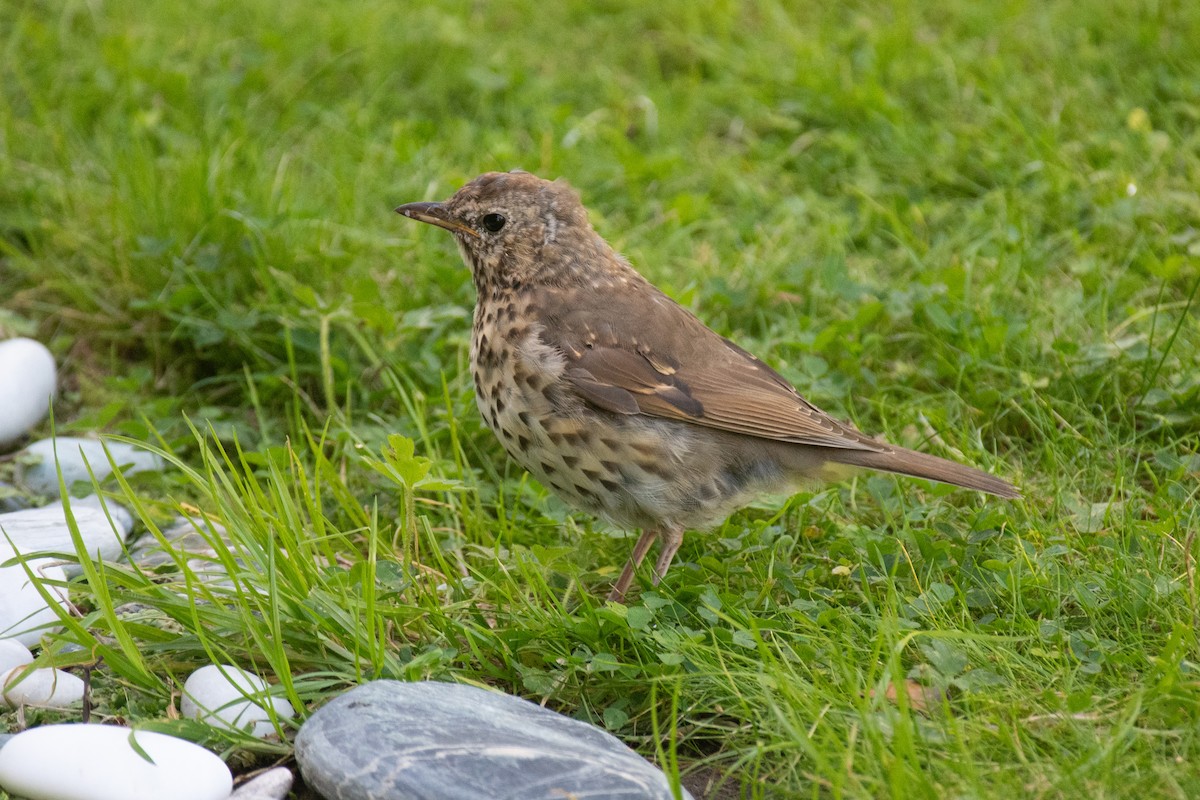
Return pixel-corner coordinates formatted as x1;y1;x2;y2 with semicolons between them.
0;724;232;800
0;558;67;646
0;640;32;673
0;499;133;576
18;436;164;496
1;666;84;708
0;339;56;449
181;665;295;738
229;767;294;800
74;494;134;537
128;517;228;568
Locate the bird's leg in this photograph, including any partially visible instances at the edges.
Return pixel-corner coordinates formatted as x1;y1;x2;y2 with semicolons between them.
651;526;684;586
608;528;659;603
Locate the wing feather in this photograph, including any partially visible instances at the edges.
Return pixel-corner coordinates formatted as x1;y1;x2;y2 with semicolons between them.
544;286;886;453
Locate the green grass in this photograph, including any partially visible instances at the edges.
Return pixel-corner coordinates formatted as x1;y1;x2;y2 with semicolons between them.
2;0;1199;797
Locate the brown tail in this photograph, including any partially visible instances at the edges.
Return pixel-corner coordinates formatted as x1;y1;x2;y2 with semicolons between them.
828;445;1020;499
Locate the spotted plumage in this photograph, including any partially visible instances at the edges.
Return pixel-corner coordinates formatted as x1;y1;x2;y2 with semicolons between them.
397;170;1019;602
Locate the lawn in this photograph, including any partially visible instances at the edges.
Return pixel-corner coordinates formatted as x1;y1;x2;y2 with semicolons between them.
2;0;1199;797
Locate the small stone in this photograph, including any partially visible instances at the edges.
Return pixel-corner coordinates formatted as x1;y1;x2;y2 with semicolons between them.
127;517;224;568
229;767;294;800
0;497;133;577
128;518;235;586
294;680;692;800
1;666;85;709
0;557;67;646
0;339;56;449
0;640;32;673
0;482;32;513
0;724;232;800
74;493;135;537
17;436;164;496
181;665;295;738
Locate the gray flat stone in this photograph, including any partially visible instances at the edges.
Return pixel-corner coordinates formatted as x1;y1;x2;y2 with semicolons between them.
294;680;692;800
17;436;164;496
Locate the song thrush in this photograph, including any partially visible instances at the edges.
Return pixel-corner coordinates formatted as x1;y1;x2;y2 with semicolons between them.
396;170;1019;602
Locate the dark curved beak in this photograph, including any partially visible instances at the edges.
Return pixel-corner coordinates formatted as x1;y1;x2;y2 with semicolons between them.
394;201;479;238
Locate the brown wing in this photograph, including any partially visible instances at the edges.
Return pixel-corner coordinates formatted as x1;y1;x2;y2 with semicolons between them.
537;283;886;453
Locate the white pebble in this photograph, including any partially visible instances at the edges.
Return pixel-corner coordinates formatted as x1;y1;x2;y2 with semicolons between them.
181;665;295;738
0;558;67;646
0;639;32;673
0;724;232;800
74;494;134;536
18;436;164;496
0;498;133;577
0;339;56;449
2;666;85;708
229;767;294;800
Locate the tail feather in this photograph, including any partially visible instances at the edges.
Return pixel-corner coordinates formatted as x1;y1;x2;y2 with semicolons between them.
828;445;1020;499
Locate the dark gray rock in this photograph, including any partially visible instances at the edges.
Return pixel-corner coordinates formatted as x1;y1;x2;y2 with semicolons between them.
294;680;692;800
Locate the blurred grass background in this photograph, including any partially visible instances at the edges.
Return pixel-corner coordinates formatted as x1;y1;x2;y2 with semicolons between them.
1;0;1199;797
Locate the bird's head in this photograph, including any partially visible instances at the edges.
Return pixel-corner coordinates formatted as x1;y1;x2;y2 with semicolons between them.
396;170;613;291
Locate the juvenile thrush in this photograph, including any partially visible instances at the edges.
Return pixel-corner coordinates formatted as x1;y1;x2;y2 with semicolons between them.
396;171;1019;602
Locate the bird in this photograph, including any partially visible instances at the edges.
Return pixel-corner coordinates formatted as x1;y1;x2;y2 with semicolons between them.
396;170;1019;603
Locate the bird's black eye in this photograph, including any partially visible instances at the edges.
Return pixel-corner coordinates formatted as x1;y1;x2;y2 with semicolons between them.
481;213;506;233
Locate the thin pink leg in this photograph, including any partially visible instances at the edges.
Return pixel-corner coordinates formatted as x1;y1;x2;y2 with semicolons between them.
651;526;684;585
607;528;659;603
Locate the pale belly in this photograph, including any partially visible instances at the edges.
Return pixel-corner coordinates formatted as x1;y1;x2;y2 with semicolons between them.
470;330;796;532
